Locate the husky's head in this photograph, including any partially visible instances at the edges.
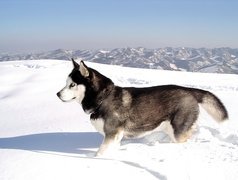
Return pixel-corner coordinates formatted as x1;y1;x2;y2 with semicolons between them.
56;59;90;103
57;59;113;108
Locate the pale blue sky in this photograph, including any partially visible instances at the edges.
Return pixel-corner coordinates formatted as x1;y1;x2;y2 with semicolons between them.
0;0;238;53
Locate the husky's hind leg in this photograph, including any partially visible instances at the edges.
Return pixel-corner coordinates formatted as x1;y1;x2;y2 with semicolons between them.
170;101;199;143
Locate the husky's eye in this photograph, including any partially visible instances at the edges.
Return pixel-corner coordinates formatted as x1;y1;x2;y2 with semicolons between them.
69;83;76;88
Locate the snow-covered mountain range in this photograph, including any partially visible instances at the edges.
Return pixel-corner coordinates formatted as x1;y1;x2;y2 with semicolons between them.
1;47;238;74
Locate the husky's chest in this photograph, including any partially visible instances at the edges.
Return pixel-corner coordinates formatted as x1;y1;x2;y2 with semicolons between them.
90;118;105;135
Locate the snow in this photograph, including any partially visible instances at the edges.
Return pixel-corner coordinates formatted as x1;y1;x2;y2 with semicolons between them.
0;60;238;180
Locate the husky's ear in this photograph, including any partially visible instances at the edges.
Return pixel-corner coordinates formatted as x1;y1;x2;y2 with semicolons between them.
72;58;79;69
80;61;90;77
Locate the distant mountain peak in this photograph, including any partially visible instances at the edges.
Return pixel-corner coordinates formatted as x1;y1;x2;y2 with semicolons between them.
1;47;238;74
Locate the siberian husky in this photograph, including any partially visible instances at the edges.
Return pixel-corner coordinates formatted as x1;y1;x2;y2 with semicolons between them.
57;59;228;156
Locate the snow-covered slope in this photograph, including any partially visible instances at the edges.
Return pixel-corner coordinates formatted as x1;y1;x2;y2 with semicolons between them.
0;60;238;180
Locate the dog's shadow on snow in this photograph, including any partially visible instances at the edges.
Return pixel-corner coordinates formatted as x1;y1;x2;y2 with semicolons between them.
0;132;103;155
0;132;168;180
0;132;169;155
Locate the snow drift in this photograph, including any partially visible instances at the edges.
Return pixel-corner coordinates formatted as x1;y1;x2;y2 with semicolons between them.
0;60;238;180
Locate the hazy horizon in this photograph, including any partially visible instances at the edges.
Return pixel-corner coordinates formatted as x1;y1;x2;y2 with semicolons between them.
1;0;238;53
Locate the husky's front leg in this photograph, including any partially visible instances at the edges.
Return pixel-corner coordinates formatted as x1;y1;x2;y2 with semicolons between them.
96;130;124;157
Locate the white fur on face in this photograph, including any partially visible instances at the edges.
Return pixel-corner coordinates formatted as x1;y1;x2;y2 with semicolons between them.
58;77;86;103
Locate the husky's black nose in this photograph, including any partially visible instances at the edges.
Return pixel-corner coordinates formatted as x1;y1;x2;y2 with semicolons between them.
56;92;60;98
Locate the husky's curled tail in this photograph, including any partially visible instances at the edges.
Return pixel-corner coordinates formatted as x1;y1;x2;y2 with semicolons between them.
190;88;228;122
